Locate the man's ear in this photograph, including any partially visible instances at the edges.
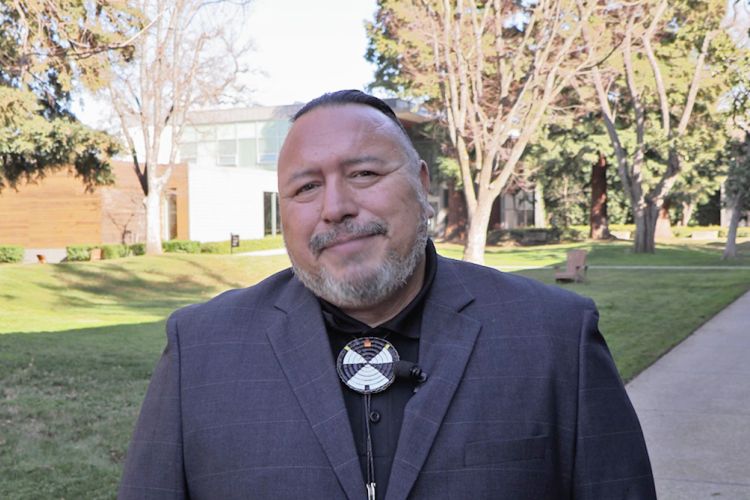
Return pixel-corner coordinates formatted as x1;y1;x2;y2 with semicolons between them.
419;160;431;192
418;160;436;218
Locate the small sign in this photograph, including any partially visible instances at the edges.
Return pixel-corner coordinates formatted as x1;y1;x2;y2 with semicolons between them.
230;233;240;253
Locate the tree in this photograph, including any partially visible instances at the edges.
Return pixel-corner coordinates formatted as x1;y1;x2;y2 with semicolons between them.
107;0;250;254
526;104;632;236
584;0;735;252
367;0;598;264
723;135;750;258
0;1;141;192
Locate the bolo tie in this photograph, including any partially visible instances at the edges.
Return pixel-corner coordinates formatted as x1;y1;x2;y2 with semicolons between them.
336;336;399;500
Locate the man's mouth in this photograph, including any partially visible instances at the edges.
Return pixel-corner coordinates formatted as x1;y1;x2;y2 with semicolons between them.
309;220;388;256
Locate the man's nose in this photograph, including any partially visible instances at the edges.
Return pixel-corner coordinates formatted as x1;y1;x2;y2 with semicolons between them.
321;181;358;223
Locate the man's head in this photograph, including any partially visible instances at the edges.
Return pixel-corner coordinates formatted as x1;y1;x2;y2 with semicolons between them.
278;90;435;311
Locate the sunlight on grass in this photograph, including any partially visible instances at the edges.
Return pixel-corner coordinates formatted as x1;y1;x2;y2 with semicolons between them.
0;253;290;334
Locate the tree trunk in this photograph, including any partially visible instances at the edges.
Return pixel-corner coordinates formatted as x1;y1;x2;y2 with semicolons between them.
654;198;673;240
634;202;658;253
590;152;610;239
145;190;163;255
463;193;495;264
535;182;547;228
681;201;694;226
722;198;741;259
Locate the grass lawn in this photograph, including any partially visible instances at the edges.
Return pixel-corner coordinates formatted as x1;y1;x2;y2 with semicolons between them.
1;239;749;498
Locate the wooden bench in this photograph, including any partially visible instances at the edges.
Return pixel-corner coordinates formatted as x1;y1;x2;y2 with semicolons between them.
554;249;588;283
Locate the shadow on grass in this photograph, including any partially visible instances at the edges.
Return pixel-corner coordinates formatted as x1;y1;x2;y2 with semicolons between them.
42;256;245;313
0;321;167;499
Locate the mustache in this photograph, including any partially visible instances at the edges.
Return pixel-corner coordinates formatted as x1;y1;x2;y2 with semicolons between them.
309;219;388;256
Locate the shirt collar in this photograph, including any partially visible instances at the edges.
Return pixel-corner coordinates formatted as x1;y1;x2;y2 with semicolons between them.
319;239;438;339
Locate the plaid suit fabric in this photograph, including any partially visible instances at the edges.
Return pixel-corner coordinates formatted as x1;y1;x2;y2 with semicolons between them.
119;256;655;500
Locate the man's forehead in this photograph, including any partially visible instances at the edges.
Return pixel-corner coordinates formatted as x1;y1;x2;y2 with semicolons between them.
279;104;408;171
288;103;401;138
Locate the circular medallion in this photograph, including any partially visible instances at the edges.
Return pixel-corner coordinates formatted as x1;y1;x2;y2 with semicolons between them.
336;337;400;394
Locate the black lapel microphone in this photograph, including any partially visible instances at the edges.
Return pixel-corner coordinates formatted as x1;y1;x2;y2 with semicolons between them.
394;360;428;384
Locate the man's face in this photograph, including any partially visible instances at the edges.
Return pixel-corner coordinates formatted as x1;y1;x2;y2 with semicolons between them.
277;104;434;308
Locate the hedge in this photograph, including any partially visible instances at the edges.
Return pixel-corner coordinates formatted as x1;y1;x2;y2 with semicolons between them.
129;243;146;256
162;239;201;254
200;242;223;254
0;245;24;263
486;227;585;246
101;244;130;260
66;245;95;262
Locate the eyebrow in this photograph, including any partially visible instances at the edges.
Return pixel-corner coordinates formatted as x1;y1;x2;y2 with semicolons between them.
339;155;386;168
288;168;319;182
287;156;387;182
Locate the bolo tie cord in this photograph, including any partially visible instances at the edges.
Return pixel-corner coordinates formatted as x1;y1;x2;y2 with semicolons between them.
364;393;376;500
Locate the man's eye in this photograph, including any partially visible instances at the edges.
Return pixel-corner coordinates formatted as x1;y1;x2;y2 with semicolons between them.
352;170;377;178
295;183;318;195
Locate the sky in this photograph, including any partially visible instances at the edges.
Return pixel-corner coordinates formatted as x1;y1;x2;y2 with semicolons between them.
74;0;379;127
243;0;379;106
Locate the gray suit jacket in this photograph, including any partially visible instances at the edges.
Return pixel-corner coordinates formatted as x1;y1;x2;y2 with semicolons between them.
119;256;655;499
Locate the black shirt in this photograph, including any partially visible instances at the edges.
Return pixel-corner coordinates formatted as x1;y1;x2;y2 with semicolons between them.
319;239;437;499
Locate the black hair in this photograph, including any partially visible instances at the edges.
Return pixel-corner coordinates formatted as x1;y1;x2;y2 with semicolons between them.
292;89;408;136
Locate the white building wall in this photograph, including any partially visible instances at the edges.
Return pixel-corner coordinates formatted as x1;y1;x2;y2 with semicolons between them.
188;164;278;242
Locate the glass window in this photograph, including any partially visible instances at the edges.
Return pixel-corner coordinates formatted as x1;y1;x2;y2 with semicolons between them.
178;142;197;162
236;122;256;139
181;126;197;142
195;125;216;141
264;192;282;235
217;139;237;166
238;138;256;166
257;120;290;164
217;123;235;140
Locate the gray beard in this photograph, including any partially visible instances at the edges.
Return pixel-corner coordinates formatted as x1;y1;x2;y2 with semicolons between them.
290;215;429;309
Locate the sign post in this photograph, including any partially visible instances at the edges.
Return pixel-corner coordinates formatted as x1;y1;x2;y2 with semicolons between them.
230;233;240;254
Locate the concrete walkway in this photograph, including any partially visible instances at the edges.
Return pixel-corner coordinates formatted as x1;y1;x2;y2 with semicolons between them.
626;290;750;499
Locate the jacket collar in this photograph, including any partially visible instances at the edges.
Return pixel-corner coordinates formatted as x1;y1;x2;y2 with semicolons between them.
267;256;479;500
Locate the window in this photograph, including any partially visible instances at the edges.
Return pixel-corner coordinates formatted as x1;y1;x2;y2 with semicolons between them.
217;139;237;166
264;192;282;235
238;139;256;166
178;142;197;162
257;120;289;164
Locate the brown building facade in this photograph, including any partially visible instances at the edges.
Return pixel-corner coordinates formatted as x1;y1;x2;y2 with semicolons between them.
0;161;188;248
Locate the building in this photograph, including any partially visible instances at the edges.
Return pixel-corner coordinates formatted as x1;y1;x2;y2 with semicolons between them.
0;161;188;250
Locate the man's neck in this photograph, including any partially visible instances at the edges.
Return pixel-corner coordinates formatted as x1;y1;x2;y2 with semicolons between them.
340;255;427;327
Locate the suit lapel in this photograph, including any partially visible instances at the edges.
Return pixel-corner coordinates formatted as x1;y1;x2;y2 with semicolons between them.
385;257;481;500
266;278;365;500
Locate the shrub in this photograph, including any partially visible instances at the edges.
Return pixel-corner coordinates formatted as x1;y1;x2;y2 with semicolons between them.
200;242;223;254
0;245;24;263
486;228;563;246
66;245;95;262
558;226;585;242
101;244;129;260
162;239;201;254
129;243;146;256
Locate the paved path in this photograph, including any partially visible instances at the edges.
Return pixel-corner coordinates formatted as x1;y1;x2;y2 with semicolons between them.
626;290;750;500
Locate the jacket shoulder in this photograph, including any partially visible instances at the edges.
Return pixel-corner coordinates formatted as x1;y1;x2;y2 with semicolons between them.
166;267;295;344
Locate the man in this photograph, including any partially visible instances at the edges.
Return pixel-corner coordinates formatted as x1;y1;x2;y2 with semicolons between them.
119;90;656;499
